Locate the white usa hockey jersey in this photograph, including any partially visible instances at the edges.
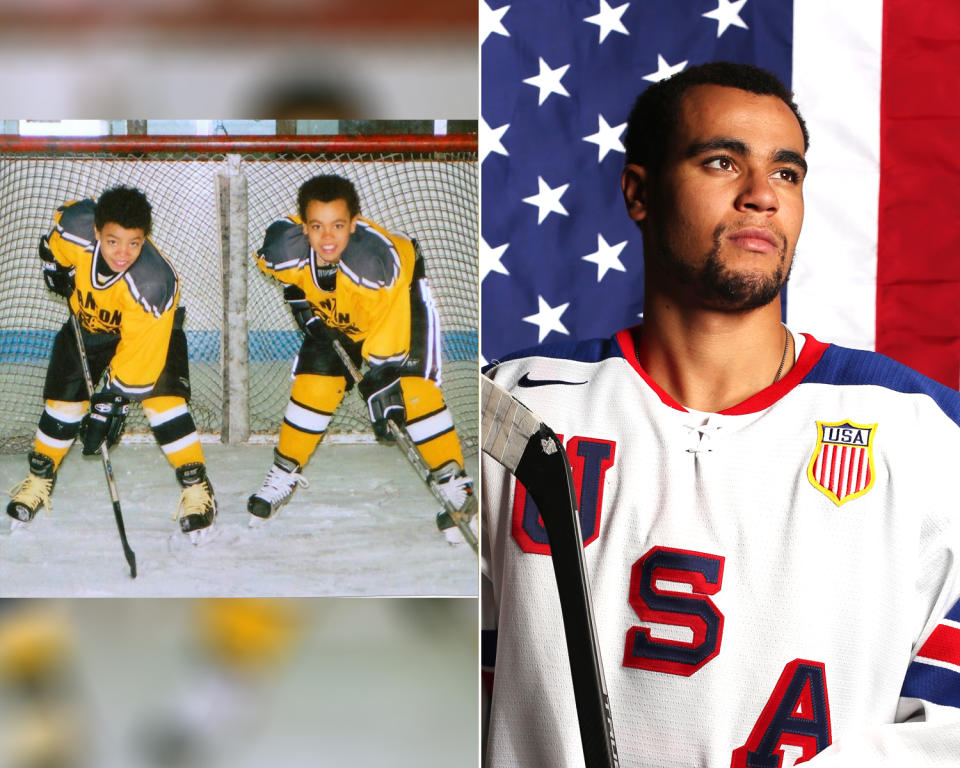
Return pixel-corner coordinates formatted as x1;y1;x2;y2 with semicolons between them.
481;326;960;767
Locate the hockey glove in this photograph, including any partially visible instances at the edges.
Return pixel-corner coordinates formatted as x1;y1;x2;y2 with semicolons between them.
283;284;333;342
358;366;405;442
79;392;130;455
39;235;75;298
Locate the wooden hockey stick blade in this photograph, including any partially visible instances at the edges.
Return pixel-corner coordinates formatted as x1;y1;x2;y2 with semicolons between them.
480;375;619;768
103;449;137;578
331;340;478;553
385;419;479;553
70;313;137;579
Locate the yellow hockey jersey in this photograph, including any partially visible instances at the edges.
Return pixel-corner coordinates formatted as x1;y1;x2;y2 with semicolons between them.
46;199;179;398
255;216;416;367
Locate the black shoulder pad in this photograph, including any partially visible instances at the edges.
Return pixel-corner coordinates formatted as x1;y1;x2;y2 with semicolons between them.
55;199;97;245
124;240;179;318
258;218;310;270
339;223;400;289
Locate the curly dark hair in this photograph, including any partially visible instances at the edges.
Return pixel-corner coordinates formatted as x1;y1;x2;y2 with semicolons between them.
94;185;152;235
624;61;809;173
297;175;361;220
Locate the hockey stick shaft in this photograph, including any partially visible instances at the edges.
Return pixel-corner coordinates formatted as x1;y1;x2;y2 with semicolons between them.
481;375;619;768
331;339;478;553
69;313;137;578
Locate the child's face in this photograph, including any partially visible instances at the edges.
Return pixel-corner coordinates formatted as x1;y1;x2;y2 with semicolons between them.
301;198;358;265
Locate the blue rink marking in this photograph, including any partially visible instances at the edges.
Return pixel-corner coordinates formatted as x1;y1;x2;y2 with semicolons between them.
0;329;478;364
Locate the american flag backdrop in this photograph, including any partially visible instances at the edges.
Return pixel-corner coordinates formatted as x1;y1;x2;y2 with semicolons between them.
480;0;960;389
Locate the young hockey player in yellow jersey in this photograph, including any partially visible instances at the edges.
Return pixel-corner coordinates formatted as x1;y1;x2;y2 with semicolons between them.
6;186;217;537
247;174;474;542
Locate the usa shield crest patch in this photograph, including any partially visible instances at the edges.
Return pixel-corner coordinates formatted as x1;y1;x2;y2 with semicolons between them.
807;421;878;506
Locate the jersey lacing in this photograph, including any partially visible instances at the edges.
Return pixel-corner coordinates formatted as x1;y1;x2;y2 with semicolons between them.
685;422;723;454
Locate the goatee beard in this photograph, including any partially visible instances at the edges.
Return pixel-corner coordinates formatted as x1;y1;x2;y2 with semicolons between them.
654;222;792;310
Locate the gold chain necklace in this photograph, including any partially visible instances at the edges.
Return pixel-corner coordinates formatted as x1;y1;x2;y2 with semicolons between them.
633;324;792;384
773;323;791;384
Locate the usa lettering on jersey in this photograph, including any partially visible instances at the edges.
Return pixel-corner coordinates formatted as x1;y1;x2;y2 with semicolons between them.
806;420;877;506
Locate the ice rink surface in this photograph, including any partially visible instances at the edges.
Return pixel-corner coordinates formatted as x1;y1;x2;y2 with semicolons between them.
0;441;479;597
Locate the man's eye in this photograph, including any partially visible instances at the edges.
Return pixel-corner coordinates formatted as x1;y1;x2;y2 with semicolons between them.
705;156;734;171
775;168;800;183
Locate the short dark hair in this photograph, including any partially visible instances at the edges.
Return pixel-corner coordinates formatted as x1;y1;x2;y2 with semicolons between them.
94;185;152;235
297;175;361;220
624;61;809;172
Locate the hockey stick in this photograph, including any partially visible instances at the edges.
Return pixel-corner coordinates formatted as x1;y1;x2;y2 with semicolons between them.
480;373;619;768
70;313;137;578
330;339;479;554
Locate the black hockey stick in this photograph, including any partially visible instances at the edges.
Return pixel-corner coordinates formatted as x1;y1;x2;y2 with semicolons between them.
70;313;137;578
330;339;479;554
481;373;619;768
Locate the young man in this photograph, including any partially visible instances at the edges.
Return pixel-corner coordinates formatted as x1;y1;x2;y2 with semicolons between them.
482;63;960;765
248;174;474;541
7;186;217;537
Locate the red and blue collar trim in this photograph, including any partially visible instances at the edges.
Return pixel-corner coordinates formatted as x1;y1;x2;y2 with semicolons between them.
615;325;830;415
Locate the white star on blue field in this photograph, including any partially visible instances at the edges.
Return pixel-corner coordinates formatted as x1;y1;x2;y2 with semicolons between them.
481;0;793;360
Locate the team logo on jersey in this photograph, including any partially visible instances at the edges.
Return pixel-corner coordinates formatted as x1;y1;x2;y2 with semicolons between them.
314;297;360;335
807;421;877;506
75;290;122;333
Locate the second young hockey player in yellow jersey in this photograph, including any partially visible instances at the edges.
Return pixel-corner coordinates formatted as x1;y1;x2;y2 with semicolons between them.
247;174;474;543
6;186;217;539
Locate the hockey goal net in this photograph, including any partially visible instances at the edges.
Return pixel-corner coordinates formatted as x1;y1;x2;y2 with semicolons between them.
0;135;478;454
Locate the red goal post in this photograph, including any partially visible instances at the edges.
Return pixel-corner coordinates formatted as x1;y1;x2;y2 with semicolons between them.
0;134;478;452
0;134;478;155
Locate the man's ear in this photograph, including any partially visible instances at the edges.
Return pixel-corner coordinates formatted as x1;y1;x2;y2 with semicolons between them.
621;164;649;223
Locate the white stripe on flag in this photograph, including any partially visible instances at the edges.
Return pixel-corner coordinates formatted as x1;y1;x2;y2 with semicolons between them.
857;448;870;490
830;444;842;495
789;0;883;351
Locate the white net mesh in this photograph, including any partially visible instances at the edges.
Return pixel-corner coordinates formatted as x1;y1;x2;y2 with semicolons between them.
0;139;478;454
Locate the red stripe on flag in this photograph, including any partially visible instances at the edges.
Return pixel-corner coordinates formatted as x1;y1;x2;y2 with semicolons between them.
877;0;960;388
853;448;867;493
823;445;837;493
849;448;860;496
918;624;960;667
839;446;850;499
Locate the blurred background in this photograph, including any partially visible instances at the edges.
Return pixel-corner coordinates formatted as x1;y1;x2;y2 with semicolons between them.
0;0;477;119
0;598;478;767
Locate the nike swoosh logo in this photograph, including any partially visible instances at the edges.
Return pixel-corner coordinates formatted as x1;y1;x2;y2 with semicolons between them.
517;373;588;387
